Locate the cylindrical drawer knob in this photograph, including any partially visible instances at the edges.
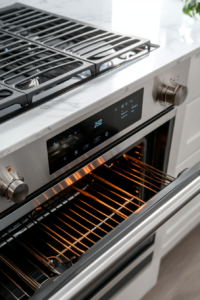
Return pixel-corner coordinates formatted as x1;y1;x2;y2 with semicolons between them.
154;77;188;106
0;171;29;203
7;180;29;203
165;83;188;106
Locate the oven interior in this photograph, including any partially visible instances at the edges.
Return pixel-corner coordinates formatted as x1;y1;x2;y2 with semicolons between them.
0;120;174;300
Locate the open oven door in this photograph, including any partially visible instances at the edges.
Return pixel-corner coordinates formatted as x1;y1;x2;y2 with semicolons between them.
29;161;200;300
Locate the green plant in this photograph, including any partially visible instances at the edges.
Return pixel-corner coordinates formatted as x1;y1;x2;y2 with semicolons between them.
183;0;200;18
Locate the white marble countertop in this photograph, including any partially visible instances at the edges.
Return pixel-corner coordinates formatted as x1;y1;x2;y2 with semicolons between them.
0;0;200;158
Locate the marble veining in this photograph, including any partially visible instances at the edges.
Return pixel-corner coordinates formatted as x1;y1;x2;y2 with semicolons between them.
0;0;200;158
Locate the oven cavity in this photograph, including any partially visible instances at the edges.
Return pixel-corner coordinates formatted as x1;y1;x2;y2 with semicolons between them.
0;144;174;300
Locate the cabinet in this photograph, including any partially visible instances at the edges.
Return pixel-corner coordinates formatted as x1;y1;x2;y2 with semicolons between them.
160;53;200;257
177;51;200;164
177;96;200;164
161;140;200;257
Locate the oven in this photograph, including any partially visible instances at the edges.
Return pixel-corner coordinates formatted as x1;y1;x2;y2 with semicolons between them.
0;39;199;300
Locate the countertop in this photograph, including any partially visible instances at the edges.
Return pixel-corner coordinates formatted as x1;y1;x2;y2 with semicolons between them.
0;0;200;157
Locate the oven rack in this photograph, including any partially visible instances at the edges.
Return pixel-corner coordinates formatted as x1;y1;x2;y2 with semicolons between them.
0;3;151;73
0;29;95;108
0;152;174;300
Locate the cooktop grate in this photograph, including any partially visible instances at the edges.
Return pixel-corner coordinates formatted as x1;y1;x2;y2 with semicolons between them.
0;146;174;300
0;83;27;118
0;3;151;73
0;30;95;108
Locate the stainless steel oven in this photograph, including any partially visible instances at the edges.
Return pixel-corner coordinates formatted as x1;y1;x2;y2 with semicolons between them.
2;107;200;300
0;4;199;300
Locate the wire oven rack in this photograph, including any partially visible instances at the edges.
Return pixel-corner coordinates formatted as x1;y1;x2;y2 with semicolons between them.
0;149;174;300
0;3;151;73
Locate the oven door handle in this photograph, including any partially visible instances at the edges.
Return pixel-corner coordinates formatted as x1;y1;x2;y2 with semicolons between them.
48;166;200;300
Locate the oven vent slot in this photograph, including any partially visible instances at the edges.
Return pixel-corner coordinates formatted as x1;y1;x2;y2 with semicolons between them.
0;3;152;73
0;29;95;108
0;149;174;299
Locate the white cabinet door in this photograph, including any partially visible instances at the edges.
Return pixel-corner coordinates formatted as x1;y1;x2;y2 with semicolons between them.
176;51;200;165
187;51;200;104
112;227;163;300
161;194;200;257
177;95;200;164
160;152;200;257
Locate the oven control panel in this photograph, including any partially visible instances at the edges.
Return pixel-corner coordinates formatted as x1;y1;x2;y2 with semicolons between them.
47;88;144;174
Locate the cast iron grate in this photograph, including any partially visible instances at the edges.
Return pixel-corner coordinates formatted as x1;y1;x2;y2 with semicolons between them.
0;83;26;118
0;3;151;73
0;30;95;108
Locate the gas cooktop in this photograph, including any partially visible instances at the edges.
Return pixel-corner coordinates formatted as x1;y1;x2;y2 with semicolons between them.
0;3;157;122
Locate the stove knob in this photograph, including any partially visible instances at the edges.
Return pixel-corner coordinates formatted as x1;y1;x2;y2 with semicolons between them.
0;172;29;204
155;78;188;106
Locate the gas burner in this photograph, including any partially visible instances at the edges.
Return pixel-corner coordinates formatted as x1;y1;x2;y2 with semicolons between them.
0;3;158;121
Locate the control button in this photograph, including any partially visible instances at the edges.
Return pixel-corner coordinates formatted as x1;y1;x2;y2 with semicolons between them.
154;77;188;106
74;150;78;155
0;171;29;204
93;136;101;144
125;102;128;106
83;143;90;151
105;132;109;137
63;156;67;161
121;104;124;109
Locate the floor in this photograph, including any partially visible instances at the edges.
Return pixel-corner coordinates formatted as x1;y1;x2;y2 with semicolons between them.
142;223;200;300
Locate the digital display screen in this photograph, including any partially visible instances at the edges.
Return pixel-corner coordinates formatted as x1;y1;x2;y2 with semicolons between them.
47;88;143;174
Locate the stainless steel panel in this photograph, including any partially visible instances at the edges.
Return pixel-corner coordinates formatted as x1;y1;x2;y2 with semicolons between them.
0;108;176;230
0;57;190;216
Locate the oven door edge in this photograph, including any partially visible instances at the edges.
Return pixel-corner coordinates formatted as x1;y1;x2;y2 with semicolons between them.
30;162;200;300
